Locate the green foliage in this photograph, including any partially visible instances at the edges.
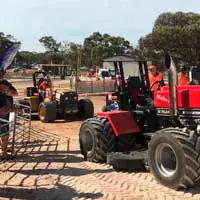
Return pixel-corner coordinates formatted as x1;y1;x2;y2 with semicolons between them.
39;36;61;52
139;12;200;68
0;32;19;54
16;51;37;65
4;12;200;70
83;32;131;67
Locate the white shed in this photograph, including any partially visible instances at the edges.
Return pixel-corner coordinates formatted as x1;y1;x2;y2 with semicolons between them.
103;56;140;79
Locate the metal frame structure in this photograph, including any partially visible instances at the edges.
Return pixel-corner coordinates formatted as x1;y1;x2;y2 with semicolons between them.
0;102;31;156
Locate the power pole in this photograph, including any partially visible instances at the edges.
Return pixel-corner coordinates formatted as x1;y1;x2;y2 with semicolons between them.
75;48;82;92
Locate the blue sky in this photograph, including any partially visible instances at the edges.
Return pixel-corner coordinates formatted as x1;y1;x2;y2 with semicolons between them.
0;0;199;52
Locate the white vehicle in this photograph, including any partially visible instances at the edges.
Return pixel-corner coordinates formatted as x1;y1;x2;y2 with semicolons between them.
96;68;114;80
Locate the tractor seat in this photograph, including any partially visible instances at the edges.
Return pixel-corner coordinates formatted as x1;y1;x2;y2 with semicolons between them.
26;87;38;97
127;76;153;108
127;76;142;89
127;77;144;97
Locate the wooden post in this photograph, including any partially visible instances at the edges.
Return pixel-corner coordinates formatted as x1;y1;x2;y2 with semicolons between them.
76;48;82;92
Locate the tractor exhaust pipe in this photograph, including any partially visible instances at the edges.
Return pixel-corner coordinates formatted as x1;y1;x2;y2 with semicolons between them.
165;54;178;116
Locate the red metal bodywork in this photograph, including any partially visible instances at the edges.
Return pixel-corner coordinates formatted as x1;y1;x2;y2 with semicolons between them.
98;85;200;136
96;111;140;136
154;85;200;108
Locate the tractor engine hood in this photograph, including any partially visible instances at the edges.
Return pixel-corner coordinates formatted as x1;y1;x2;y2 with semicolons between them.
165;54;178;116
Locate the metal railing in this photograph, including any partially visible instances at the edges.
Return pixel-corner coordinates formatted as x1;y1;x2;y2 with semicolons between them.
0;102;31;155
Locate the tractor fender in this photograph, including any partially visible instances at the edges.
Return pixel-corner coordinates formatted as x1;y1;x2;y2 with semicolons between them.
96;111;140;136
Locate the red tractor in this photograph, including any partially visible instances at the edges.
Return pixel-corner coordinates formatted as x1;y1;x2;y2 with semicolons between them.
79;54;200;190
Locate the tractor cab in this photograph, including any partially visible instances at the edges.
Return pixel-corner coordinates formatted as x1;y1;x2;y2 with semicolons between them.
104;60;155;111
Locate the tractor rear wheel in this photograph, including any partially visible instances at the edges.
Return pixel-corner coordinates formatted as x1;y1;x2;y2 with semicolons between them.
39;102;57;123
148;127;200;189
79;117;116;162
78;99;94;119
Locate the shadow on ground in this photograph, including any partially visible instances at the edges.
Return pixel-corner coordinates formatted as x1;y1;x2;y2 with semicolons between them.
0;128;111;200
0;184;103;200
2;124;200;199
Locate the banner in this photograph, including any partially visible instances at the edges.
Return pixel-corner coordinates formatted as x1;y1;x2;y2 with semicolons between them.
0;43;21;71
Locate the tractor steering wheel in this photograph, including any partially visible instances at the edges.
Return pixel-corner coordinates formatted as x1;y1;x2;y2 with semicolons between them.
150;80;163;91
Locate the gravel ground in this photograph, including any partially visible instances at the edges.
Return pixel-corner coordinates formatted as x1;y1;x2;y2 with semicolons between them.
1;81;200;199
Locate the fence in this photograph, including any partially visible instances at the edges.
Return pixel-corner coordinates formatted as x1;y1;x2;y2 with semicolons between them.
0;103;31;156
0;102;70;161
15;79;116;98
77;80;116;94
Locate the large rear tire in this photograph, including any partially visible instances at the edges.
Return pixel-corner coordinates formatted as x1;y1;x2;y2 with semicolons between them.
79;117;116;162
148;127;200;189
78;99;94;119
39;102;57;123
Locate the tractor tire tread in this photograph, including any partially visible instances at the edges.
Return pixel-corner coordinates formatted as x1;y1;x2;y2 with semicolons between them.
78;99;94;119
79;117;116;162
148;127;200;189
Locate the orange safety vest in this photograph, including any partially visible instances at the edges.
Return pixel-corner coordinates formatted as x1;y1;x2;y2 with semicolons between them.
39;82;48;91
178;72;189;86
148;72;163;91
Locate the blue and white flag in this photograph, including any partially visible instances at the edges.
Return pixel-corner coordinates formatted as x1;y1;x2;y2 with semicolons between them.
0;43;21;70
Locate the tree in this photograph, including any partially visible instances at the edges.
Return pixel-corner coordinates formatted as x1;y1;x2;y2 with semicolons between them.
0;32;19;54
138;12;200;67
60;42;82;67
39;36;61;52
83;32;131;67
16;51;38;66
39;36;64;64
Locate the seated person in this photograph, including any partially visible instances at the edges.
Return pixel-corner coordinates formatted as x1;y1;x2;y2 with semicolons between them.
148;64;164;92
39;77;52;101
38;78;44;88
178;65;189;86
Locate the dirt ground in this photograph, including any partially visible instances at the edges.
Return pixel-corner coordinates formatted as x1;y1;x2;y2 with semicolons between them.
1;81;200;199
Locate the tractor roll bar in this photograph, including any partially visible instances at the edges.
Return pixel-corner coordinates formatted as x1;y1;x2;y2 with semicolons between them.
143;61;151;91
165;53;178;116
33;71;46;88
118;61;126;90
139;61;152;95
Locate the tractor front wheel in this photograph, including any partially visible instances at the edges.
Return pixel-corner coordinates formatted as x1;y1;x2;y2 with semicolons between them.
78;99;94;119
79;117;116;162
148;127;200;189
39;102;57;123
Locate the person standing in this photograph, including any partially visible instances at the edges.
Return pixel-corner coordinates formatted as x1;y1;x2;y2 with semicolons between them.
0;80;12;159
